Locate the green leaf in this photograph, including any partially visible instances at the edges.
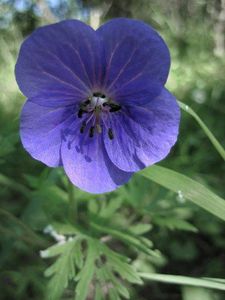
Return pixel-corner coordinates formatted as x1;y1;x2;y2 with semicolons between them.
94;284;104;300
97;257;130;299
42;233;142;300
90;221;157;257
75;239;96;300
178;101;225;161
52;222;80;235
153;216;198;232
108;287;120;300
139;273;225;291
44;239;77;300
129;223;152;235
102;244;143;285
73;239;84;269
99;196;123;218
108;274;130;299
139;165;225;221
40;242;70;259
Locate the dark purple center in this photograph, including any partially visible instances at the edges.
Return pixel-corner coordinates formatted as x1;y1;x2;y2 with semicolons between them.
77;92;121;140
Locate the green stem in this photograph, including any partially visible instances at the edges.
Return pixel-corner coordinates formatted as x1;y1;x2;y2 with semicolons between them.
0;225;43;247
178;101;225;161
0;208;46;247
0;173;30;199
68;179;77;223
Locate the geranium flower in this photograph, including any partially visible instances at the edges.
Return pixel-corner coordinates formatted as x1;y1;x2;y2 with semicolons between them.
15;18;180;194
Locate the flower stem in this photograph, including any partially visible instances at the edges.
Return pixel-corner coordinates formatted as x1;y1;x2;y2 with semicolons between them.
68;179;77;224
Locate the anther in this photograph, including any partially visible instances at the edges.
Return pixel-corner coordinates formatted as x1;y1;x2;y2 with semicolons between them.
89;126;95;138
80;121;86;133
84;99;91;105
93;92;106;98
108;128;114;140
109;103;121;113
78;109;83;118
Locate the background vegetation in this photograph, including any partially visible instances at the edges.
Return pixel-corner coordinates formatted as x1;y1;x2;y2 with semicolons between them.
0;1;225;299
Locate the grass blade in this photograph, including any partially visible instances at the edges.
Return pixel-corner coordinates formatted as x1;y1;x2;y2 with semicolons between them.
139;165;225;221
178;101;225;160
139;273;225;291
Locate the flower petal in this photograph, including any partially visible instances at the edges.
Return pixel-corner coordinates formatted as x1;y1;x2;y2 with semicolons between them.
61;121;132;194
109;73;163;106
97;18;170;93
103;88;180;172
20;101;75;167
15;20;103;107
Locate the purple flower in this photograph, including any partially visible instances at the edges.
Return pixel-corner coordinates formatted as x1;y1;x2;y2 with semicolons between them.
15;18;180;194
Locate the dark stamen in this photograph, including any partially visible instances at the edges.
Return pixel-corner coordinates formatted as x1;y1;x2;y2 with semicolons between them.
80;121;86;133
89;126;95;138
78;109;83;118
84;99;91;105
109;103;121;113
108;128;114;140
93;92;105;98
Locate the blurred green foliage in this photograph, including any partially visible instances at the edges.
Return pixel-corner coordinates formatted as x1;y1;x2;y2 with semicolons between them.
0;0;225;299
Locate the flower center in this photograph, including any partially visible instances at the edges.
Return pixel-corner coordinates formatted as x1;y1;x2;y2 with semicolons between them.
77;92;121;140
